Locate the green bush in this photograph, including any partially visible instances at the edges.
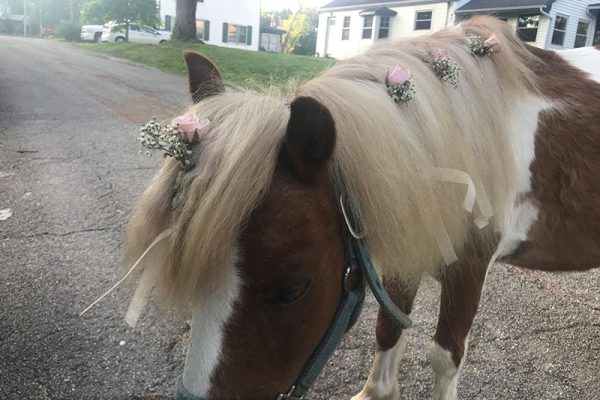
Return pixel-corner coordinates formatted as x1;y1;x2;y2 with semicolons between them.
56;21;81;42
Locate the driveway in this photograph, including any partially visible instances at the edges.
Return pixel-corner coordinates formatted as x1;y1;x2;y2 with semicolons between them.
0;36;598;400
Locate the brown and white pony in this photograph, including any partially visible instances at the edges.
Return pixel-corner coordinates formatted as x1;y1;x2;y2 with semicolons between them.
123;17;600;400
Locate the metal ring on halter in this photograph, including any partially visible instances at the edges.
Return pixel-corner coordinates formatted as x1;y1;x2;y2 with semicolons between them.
339;192;365;239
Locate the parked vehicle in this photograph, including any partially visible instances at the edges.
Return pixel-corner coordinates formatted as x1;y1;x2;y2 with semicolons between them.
101;23;170;44
80;25;103;42
41;27;56;38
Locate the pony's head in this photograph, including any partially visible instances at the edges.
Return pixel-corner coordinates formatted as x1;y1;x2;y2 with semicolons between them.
124;52;350;398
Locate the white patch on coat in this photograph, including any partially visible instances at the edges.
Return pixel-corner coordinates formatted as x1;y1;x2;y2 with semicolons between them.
495;97;554;258
182;263;241;397
351;334;409;400
427;339;468;400
557;47;600;84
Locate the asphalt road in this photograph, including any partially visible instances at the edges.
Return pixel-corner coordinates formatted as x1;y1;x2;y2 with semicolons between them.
1;36;599;400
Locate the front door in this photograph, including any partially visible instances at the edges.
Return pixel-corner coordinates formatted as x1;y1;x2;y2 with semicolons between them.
324;16;336;57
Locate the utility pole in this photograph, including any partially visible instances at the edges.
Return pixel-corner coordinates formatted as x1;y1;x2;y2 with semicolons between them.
38;0;42;37
69;0;74;22
23;0;26;38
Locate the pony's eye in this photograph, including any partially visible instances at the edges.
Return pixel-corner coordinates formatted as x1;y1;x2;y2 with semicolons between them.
263;280;312;305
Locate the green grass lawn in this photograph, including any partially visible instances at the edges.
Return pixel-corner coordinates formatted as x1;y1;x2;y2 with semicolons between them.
74;41;336;90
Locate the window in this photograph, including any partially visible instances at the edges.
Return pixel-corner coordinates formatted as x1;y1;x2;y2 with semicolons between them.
378;16;390;39
517;14;540;42
261;32;281;52
165;15;172;31
238;25;248;44
227;24;237;42
362;16;373;39
223;23;252;45
574;20;589;48
551;15;568;45
415;11;432;30
196;20;210;41
342;16;350;40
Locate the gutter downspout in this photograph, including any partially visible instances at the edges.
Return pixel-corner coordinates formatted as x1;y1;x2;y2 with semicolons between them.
445;1;452;27
540;6;553;48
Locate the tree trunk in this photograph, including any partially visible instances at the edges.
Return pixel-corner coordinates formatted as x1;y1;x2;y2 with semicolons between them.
172;0;197;41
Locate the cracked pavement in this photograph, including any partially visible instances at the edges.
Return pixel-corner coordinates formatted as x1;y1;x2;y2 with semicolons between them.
1;37;599;400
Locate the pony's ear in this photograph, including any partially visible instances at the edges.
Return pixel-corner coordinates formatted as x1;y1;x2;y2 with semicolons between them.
183;51;224;103
283;96;336;183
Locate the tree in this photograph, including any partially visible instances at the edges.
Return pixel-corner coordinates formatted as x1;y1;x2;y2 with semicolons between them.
281;8;318;55
81;0;159;40
171;0;197;41
260;8;293;28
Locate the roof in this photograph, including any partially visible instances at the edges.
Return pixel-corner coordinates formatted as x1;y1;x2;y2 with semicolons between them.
0;13;25;22
321;0;436;10
359;7;398;16
456;0;553;13
260;26;286;35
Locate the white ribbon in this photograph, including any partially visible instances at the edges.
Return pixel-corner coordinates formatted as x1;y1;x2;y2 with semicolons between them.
429;168;477;212
79;228;172;317
432;212;459;265
428;167;494;265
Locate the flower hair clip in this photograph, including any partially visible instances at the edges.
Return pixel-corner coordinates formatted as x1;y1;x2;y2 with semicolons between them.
430;49;462;89
469;33;502;56
139;113;210;167
386;64;415;105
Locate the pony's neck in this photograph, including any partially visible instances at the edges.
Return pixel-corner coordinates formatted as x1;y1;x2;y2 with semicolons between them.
300;25;547;278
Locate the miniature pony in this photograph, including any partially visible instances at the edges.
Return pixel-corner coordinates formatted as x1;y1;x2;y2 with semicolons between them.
123;16;600;400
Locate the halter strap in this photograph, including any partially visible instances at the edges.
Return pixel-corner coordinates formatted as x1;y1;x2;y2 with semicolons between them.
175;192;412;400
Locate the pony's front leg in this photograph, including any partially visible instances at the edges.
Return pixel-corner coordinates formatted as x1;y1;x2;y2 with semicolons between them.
427;253;489;400
352;278;419;400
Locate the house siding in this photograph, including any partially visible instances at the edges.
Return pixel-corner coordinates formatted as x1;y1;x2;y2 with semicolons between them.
505;14;551;48
317;1;455;59
545;0;598;49
159;0;260;51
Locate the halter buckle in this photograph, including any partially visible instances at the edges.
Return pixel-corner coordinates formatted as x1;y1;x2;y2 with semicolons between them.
276;386;304;400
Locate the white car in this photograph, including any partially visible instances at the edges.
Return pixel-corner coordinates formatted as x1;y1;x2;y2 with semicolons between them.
80;25;103;42
101;23;171;44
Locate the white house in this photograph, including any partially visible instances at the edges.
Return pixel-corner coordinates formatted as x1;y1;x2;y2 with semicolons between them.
316;0;458;59
159;0;261;51
316;0;599;59
455;0;599;49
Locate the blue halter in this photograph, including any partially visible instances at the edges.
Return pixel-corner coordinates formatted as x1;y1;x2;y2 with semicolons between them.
175;193;412;400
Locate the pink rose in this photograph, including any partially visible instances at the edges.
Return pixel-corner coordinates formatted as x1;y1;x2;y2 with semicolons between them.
388;65;411;85
171;113;210;142
484;33;502;54
435;48;450;61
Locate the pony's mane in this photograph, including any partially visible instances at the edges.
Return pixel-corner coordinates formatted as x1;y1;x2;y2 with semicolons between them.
123;17;540;307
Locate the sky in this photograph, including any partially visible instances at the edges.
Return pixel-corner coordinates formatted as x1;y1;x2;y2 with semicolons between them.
261;0;330;11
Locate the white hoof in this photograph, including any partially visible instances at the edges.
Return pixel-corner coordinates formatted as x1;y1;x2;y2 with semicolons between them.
351;384;399;400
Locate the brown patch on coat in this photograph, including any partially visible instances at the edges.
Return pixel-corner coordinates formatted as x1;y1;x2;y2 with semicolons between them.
207;169;345;399
503;47;600;271
433;232;497;366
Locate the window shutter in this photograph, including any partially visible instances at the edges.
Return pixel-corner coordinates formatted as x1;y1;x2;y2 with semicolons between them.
165;15;171;31
222;22;228;43
204;20;210;41
247;25;252;45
